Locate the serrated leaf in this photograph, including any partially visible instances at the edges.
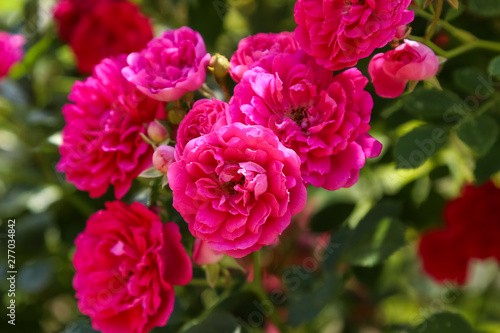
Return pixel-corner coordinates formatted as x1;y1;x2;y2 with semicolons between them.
403;89;464;121
394;125;450;169
309;202;355;233
411;312;473;333
488;56;500;77
456;114;498;155
138;167;163;178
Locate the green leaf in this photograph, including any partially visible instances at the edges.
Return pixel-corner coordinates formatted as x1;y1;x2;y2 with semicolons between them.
456;114;498;155
394;125;450;169
488;56;500;77
204;263;220;288
453;68;493;97
63;320;99;333
468;0;500;17
411;312;473;333
138;167;163;178
309;202;355;233
403;89;464;121
475;136;500;183
183;311;240;333
346;201;406;267
18;260;53;293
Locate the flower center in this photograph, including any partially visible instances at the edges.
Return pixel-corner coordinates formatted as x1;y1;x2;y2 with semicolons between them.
221;176;245;195
289;107;310;130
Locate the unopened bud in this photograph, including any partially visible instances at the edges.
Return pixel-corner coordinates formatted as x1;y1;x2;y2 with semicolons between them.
209;53;230;80
153;145;176;173
147;121;169;143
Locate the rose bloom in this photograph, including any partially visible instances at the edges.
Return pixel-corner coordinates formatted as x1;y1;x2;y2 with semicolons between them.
122;26;211;102
53;0;102;42
175;98;231;158
58;55;164;199
369;39;439;98
73;201;192;333
168;123;307;258
294;0;414;71
0;32;25;79
60;0;153;73
230;52;381;191
419;182;500;284
229;32;300;83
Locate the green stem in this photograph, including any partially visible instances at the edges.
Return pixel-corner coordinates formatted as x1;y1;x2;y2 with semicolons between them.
424;0;444;41
147;177;162;208
412;7;477;42
251;251;289;332
409;35;500;59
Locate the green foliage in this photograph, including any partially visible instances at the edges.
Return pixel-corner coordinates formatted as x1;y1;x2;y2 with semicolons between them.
468;0;500;17
394;124;450;169
411;312;473;333
456;114;498;155
403;89;464;121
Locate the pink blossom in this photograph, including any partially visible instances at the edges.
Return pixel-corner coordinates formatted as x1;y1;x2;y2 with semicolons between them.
229;32;300;83
294;0;414;71
192;239;224;265
0;32;25;79
122;26;211;102
58;55;164;198
73;201;192;333
369;39;439;98
230;52;381;191
153;145;176;173
168;123;307;258
175;98;231;158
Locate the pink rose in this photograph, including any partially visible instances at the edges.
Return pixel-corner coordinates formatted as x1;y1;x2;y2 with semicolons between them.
168;123;307;258
0;32;25;79
176;98;230;158
153;145;176;173
229;32;300;83
294;0;414;71
192;239;224;265
368;39;440;98
122;26;211;102
58;55;164;198
73;201;192;333
230;52;382;191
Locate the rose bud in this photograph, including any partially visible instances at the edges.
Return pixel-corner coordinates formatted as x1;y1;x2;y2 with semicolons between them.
148;121;169;143
192;239;224;265
153;145;176;173
368;39;439;98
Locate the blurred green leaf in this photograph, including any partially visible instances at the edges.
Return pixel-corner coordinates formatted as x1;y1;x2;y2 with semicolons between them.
63;320;99;333
309;202;355;233
411;312;473;333
183;311;240;333
394;125;450;169
453;67;493;97
204;263;220;289
18;260;53;293
488;56;500;77
474;136;500;183
403;89;464;121
468;0;500;17
456;114;498;155
347;201;405;267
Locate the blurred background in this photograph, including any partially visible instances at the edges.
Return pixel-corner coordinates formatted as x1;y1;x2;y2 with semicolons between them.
1;0;500;332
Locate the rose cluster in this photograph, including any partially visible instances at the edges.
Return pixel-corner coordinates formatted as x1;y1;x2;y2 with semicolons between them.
419;182;500;285
52;0;445;331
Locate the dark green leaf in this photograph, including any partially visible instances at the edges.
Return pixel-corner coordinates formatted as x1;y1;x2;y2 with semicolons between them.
411;312;473;333
183;311;240;333
403;89;464;121
394;125;450;169
456;114;498;155
488;56;500;77
18;260;53;293
63;320;99;333
309;202;355;233
453;68;493;97
475;136;500;183
468;0;500;17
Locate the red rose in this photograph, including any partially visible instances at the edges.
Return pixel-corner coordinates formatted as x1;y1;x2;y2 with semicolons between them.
54;0;153;73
